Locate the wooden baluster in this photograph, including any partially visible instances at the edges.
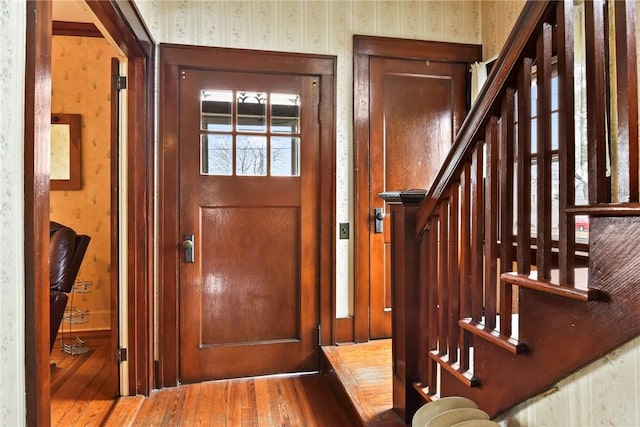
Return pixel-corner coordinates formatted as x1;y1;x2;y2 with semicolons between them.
448;184;460;362
438;202;449;356
418;233;430;390
557;0;576;285
536;22;553;280
427;217;438;394
484;117;499;329
459;164;471;372
470;144;484;322
585;0;609;203
517;58;533;276
614;0;639;202
500;90;515;336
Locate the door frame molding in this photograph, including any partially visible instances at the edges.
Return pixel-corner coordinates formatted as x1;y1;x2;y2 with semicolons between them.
157;44;336;387
353;35;482;343
25;1;154;425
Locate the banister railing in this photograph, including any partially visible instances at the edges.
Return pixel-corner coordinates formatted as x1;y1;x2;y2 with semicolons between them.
391;0;639;419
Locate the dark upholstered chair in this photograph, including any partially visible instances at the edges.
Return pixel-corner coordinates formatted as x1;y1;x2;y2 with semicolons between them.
49;221;90;352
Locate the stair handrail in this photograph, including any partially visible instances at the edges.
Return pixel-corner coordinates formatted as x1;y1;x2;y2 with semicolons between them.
414;0;552;235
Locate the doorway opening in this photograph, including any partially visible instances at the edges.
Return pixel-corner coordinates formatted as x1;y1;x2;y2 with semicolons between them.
25;1;154;425
49;2;124;417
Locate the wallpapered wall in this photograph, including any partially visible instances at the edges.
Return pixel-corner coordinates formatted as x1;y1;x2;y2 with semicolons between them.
135;0;483;318
50;35;117;332
480;0;526;60
133;1;640;426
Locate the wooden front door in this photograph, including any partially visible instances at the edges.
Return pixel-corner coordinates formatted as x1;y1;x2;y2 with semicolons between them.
354;36;481;341
178;68;320;382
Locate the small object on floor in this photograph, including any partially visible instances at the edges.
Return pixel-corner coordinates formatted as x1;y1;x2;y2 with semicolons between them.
451;420;501;427
426;407;489;427
62;335;90;356
412;396;478;427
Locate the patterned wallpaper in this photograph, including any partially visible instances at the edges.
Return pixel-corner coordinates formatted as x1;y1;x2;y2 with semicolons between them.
0;0;26;423
132;1;640;425
496;334;640;426
50;35;117;331
481;0;526;60
136;0;482;318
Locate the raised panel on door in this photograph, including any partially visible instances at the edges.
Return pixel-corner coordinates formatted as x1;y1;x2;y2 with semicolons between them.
369;57;467;339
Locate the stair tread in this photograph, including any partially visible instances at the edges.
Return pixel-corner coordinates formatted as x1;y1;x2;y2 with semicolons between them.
501;271;601;301
429;351;480;387
459;318;528;354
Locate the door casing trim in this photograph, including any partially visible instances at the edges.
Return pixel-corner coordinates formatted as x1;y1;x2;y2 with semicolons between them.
25;1;154;424
352;35;482;343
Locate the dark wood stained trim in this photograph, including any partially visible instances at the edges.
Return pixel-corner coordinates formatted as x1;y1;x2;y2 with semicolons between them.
321;70;337;347
566;203;640;216
86;0;154;58
158;44;336;387
87;0;155;397
160;43;335;75
28;4;154;425
157;57;180;387
353;35;483;64
25;2;52;426
110;58;121;397
335;317;354;343
52;21;103;38
353;35;482;343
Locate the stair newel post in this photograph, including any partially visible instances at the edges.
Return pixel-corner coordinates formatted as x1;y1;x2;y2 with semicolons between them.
380;189;427;423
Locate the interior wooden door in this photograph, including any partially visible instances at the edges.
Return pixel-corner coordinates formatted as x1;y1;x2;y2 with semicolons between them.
178;68;320;382
368;57;468;339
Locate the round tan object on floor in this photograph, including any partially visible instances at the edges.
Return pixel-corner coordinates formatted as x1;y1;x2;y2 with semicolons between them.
411;397;479;427
425;407;490;427
451;420;501;427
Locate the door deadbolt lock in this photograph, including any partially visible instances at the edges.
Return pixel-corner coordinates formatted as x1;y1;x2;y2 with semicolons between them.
183;234;195;263
374;208;386;233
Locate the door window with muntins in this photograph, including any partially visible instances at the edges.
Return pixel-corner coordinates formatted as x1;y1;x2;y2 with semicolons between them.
200;90;300;177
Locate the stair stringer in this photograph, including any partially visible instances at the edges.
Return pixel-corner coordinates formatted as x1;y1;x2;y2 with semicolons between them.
437;216;640;418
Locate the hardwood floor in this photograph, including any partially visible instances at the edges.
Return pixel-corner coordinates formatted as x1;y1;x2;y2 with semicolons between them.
50;331;115;426
50;332;358;426
321;339;404;426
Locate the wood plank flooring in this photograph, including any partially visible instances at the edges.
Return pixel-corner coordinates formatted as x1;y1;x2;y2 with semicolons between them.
51;332;365;426
51;331;115;426
109;374;354;427
321;339;404;426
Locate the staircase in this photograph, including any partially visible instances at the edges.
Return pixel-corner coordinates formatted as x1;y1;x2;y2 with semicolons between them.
386;0;640;422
